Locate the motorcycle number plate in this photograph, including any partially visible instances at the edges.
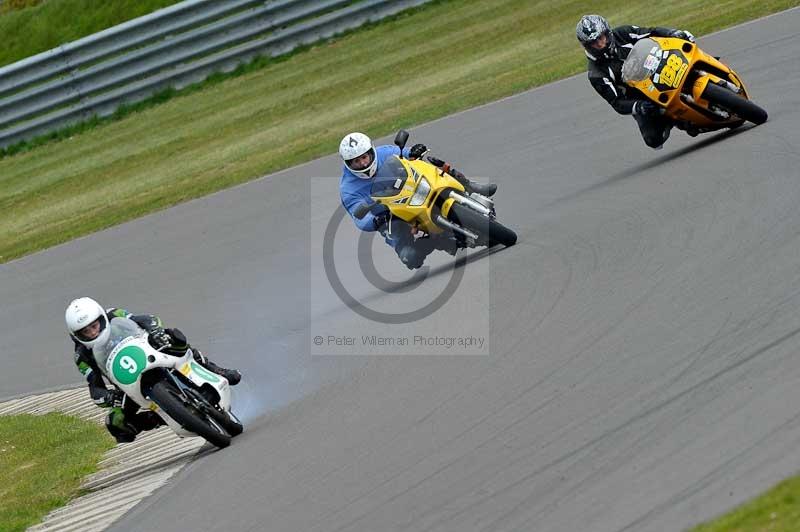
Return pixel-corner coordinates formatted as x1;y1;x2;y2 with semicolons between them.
654;52;688;90
109;344;148;385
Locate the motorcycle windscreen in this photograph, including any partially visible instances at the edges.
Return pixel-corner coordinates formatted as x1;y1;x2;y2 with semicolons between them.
93;317;145;368
622;38;662;83
370;155;409;197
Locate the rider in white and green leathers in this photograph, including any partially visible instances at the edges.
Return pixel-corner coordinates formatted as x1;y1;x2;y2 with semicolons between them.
65;297;241;443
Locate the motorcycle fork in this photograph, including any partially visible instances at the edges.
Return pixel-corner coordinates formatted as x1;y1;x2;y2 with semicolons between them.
166;371;194;402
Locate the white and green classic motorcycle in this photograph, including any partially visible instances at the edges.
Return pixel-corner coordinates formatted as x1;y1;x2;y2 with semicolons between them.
94;317;243;448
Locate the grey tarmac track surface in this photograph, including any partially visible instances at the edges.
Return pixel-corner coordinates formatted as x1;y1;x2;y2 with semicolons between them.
4;7;800;532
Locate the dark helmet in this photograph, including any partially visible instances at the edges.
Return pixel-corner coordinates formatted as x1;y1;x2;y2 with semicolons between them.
576;14;616;61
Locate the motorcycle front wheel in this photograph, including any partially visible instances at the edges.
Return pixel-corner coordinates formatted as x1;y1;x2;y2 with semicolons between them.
447;204;517;247
702;82;768;125
205;405;244;436
150;380;231;448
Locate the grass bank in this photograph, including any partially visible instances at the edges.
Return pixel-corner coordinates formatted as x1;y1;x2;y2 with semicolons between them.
0;0;796;262
0;0;183;67
0;413;114;532
691;475;800;531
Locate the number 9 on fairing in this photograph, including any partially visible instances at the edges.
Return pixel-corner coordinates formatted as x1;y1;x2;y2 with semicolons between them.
120;355;137;373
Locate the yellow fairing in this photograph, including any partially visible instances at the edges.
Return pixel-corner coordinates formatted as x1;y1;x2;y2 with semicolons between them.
373;157;466;235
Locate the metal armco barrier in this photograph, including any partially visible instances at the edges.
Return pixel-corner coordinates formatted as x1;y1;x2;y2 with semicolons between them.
0;0;431;148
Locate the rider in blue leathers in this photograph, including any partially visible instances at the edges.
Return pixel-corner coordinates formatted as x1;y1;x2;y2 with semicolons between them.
339;132;496;269
340;142;409;232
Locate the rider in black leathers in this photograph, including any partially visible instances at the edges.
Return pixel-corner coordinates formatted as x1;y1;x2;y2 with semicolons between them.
576;14;697;149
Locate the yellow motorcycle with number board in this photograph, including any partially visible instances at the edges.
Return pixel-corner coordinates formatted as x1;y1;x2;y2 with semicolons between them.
622;36;767;132
355;130;517;249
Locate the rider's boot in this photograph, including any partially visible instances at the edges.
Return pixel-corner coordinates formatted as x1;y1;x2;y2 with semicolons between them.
428;157;497;197
192;349;242;385
675;120;700;138
106;407;139;443
466;181;497;197
398;238;435;270
133;411;165;431
431;235;459;256
450;168;497;197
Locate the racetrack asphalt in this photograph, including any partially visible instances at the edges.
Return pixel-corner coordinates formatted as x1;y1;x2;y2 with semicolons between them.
3;7;800;531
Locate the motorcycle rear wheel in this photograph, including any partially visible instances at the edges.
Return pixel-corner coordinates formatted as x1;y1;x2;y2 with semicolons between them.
702;83;768;125
447;204;517;247
150;380;231;448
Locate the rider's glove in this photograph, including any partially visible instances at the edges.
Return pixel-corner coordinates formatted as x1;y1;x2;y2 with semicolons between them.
633;100;661;117
165;327;189;350
371;203;391;231
427;156;445;168
670;29;695;43
149;328;172;350
103;388;125;408
409;143;429;160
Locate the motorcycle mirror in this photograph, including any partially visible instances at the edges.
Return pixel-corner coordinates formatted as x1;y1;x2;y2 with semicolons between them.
354;203;371;219
394;130;409;152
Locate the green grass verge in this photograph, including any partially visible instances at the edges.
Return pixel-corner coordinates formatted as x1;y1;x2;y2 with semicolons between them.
0;0;183;67
691;475;800;531
0;413;114;532
0;0;797;262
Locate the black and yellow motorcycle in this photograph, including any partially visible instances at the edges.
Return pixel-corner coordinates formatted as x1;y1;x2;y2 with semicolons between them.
622;36;767;131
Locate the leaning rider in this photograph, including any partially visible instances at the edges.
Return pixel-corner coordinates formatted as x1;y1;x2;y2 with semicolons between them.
339;131;497;269
576;14;698;148
65;297;241;443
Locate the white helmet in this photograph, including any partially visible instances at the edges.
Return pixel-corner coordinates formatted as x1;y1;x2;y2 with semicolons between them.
65;297;109;350
339;132;377;179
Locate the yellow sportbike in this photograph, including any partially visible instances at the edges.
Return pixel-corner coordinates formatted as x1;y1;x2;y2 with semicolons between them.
622;36;767;131
354;131;517;250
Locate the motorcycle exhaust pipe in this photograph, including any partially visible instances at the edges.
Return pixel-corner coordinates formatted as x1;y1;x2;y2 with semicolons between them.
435;215;479;240
446;191;492;216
